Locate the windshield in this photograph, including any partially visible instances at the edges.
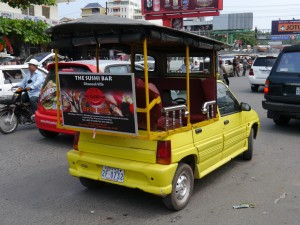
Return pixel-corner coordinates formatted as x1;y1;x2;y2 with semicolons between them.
276;52;300;73
26;52;51;63
253;57;276;67
0;57;14;64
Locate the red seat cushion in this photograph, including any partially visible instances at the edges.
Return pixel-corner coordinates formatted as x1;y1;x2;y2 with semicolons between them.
135;78;162;130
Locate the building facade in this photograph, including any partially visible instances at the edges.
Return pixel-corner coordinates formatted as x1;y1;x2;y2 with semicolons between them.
0;2;59;25
106;0;142;20
81;3;106;17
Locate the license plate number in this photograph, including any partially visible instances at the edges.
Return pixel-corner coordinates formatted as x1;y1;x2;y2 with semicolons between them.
101;166;124;183
296;87;300;95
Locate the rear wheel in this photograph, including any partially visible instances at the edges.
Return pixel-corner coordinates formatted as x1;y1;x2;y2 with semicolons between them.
0;110;18;134
162;163;194;211
39;129;59;138
251;85;259;92
273;116;290;126
79;177;104;190
243;129;254;160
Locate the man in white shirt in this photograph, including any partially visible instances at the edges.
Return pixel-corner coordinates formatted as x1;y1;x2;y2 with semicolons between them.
16;59;44;112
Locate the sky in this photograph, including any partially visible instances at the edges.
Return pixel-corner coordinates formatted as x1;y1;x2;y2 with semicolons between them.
58;0;300;29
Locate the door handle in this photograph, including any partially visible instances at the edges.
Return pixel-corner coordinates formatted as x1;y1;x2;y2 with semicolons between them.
224;120;229;125
195;128;202;134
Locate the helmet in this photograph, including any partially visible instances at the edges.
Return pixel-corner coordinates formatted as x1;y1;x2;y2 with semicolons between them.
27;59;40;66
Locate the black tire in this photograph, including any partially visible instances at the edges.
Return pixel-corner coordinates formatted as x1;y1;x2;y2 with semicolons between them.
39;129;59;138
0;110;18;134
162;163;194;211
251;85;259;92
79;177;104;190
273;116;290;126
243;129;254;160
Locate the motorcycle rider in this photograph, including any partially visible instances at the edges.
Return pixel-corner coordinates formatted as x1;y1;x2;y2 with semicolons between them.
16;59;44;113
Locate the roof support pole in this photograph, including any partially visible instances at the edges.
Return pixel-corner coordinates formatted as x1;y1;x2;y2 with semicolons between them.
96;44;100;73
185;46;191;125
130;45;134;72
55;48;61;127
143;38;151;135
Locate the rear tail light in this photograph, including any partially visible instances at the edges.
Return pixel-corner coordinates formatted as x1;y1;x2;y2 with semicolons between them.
264;79;269;94
73;131;80;150
156;140;171;165
249;68;254;76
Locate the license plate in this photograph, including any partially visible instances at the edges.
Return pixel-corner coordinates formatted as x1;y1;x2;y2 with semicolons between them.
296;87;300;95
101;166;124;183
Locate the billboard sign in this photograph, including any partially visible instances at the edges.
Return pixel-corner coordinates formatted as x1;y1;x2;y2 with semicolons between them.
58;72;138;135
272;20;300;35
142;0;223;16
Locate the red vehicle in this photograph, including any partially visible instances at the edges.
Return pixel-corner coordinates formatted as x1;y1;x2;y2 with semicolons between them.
35;62;98;137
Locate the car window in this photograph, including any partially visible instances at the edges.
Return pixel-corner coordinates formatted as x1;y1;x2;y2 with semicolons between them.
217;82;240;116
253;57;276;67
276;52;300;73
2;69;24;84
167;56;211;75
26;52;50;62
105;65;129;73
134;54;155;71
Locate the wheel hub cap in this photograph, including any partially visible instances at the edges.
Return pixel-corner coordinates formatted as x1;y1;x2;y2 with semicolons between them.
175;174;189;200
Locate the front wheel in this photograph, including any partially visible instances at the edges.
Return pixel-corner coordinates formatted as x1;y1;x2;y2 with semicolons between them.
0;110;18;134
162;163;194;211
39;129;59;138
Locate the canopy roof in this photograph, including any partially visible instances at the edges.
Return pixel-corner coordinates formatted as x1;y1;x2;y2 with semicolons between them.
46;15;227;50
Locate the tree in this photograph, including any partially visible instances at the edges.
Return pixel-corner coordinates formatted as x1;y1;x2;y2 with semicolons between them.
0;18;50;45
0;0;55;8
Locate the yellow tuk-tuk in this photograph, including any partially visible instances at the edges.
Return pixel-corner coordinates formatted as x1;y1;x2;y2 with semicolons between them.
47;15;260;210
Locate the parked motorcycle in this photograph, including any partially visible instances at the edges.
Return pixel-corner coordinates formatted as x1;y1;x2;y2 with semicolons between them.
0;87;34;134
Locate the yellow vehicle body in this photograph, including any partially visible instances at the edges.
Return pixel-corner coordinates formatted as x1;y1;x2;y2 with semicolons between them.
47;15;260;210
67;85;260;195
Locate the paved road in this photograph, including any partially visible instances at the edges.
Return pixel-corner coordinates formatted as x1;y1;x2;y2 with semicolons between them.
1;76;299;225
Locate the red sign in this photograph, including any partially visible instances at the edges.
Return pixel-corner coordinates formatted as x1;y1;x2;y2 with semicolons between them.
142;0;223;19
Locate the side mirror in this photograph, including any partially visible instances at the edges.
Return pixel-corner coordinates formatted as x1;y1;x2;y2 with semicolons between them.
240;102;251;111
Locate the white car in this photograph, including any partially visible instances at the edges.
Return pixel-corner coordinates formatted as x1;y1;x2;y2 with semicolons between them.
248;55;277;92
0;64;48;97
25;52;64;68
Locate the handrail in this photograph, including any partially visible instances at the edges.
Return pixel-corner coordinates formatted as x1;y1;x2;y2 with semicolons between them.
201;100;216;119
162;104;189;131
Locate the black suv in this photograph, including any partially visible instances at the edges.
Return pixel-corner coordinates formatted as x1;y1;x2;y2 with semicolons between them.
262;45;300;125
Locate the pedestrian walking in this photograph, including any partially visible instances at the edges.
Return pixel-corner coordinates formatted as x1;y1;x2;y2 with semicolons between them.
242;56;249;76
219;60;229;86
232;57;239;77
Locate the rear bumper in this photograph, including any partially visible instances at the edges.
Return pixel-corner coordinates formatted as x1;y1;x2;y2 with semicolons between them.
262;100;300;117
35;110;75;135
248;76;266;86
67;150;177;196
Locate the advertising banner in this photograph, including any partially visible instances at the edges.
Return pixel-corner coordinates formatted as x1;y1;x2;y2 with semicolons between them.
143;0;222;15
272;20;300;35
58;73;138;135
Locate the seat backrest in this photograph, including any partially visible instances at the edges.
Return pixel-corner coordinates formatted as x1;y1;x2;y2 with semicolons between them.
135;78;162;130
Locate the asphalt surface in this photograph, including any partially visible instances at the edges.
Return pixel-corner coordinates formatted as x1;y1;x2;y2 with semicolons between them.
0;75;300;225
